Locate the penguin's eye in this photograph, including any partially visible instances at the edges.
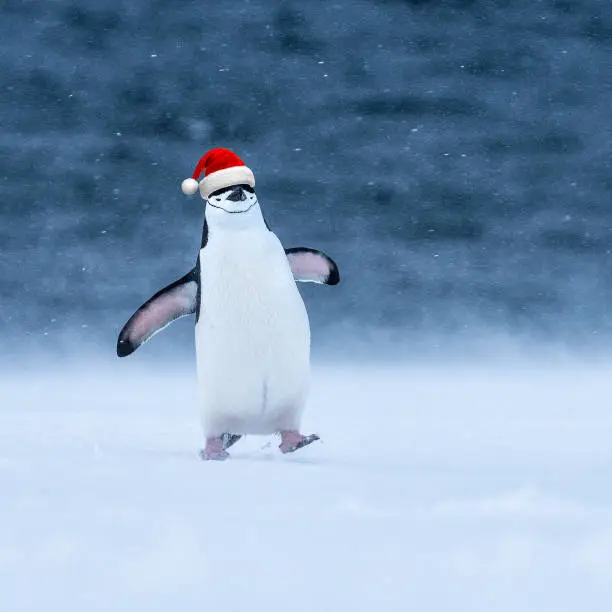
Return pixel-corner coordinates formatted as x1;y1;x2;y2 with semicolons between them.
243;185;255;194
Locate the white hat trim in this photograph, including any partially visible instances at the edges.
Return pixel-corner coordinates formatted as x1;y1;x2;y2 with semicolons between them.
199;166;255;198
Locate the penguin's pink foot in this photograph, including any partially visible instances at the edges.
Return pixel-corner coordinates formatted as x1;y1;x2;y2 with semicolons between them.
199;437;230;461
279;430;320;454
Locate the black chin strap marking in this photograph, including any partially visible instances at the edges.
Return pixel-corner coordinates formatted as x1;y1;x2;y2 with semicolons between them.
206;200;257;214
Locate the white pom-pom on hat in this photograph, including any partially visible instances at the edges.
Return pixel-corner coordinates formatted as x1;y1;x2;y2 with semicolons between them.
181;178;199;195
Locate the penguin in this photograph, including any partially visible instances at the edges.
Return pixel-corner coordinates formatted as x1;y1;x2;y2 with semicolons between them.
117;148;339;460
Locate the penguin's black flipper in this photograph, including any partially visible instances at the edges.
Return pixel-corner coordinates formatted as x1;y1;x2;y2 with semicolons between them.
117;267;199;357
285;248;340;285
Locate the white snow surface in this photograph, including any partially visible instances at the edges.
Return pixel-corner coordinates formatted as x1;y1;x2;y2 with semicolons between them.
1;358;611;611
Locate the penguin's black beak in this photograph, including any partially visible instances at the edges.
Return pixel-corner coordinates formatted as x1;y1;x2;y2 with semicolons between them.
227;186;247;202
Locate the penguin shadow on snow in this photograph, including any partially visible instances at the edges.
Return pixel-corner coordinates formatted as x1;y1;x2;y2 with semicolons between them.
116;148;340;462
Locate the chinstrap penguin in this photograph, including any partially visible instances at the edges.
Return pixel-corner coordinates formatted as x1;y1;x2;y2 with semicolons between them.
117;148;339;460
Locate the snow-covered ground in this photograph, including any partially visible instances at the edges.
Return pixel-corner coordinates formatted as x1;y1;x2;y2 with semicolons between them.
1;358;611;611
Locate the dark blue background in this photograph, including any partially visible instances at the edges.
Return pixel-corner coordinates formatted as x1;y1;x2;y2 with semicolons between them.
2;0;611;358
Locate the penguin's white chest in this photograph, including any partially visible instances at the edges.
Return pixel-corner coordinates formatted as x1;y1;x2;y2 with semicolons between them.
195;230;310;436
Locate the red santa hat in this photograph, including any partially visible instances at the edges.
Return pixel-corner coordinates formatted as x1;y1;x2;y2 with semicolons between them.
181;148;255;198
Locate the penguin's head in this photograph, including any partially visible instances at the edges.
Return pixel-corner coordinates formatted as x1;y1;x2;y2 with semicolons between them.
204;183;259;215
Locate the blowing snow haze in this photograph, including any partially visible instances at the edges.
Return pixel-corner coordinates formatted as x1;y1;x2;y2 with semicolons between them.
3;5;612;611
1;0;611;358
